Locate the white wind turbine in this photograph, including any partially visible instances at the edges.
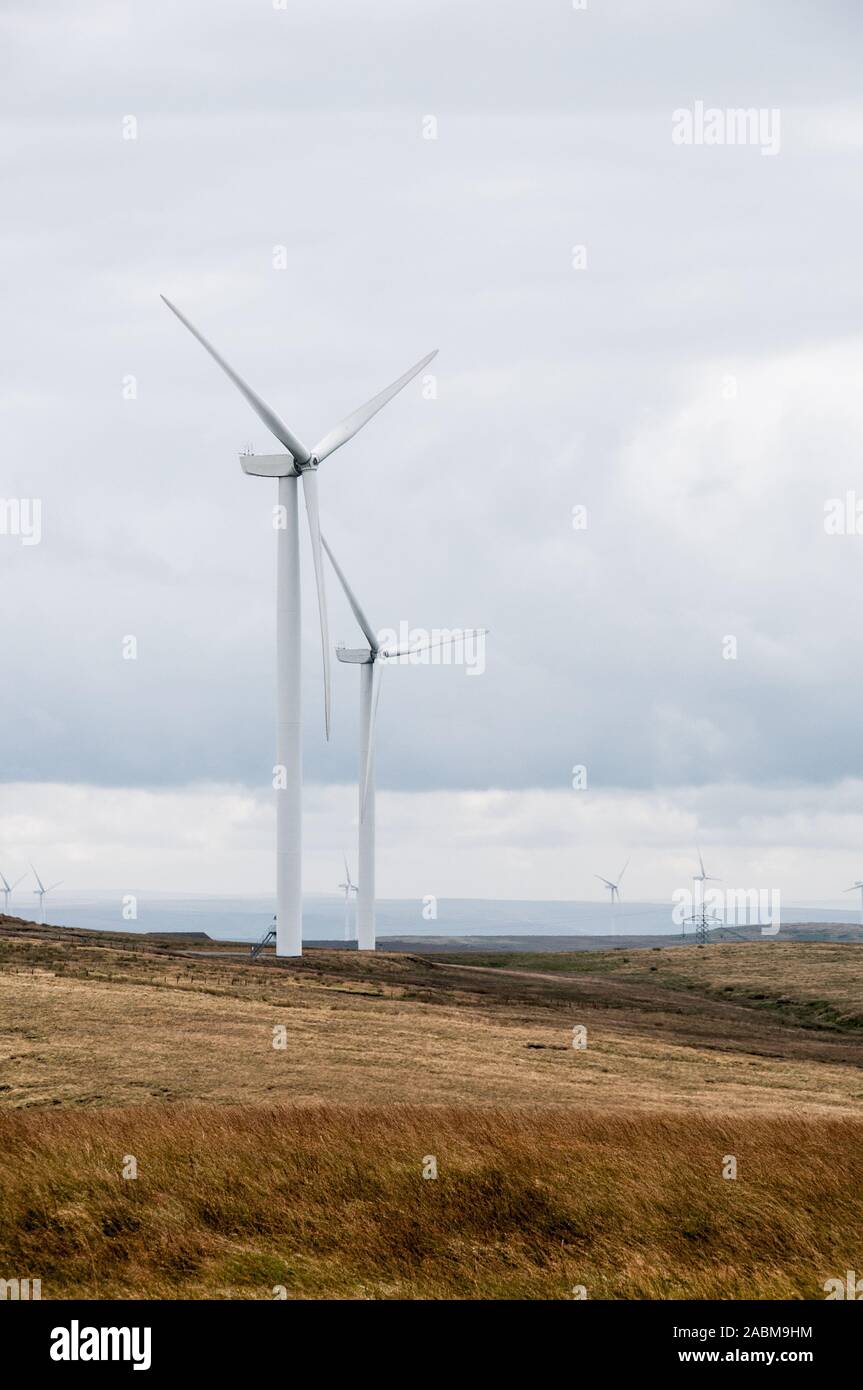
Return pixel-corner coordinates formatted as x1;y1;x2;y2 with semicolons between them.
693;848;720;899
0;869;26;915
688;847;721;937
338;854;358;941
595;860;628;905
162;295;435;957
31;865;62;923
595;860;628;938
322;535;484;951
844;879;863;925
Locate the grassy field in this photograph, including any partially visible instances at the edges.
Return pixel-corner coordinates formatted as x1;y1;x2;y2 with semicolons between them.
1;1103;860;1300
430;940;863;1032
1;917;861;1298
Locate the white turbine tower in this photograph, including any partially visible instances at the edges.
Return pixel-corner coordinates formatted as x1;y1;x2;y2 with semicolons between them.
0;869;26;915
31;865;62;923
162;295;435;957
844;879;863;925
322;535;484;951
338;854;358;941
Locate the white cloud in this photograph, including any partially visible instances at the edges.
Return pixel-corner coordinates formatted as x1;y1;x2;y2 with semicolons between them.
4;0;863;900
4;778;863;904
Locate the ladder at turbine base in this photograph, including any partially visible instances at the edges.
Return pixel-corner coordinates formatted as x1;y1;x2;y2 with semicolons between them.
250;925;277;959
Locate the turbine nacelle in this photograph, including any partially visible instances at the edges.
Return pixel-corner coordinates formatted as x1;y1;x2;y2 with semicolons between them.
239;452;324;478
336;644;375;665
239;451;300;478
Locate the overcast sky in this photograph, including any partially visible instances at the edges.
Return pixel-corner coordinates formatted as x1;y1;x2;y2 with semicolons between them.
3;0;863;901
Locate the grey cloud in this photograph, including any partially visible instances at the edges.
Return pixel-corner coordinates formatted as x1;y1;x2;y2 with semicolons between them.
3;0;863;799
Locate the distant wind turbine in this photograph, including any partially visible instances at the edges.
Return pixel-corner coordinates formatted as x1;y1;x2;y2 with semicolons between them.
0;869;26;915
323;534;485;951
688;848;721;940
693;848;720;889
844;880;863;925
595;860;629;905
692;848;721;910
162;294;436;957
338;854;358;941
31;865;62;923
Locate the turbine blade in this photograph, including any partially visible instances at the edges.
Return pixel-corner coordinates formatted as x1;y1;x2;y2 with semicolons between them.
382;628;489;659
46;881;62;892
30;863;45;893
321;534;378;652
618;858;629;885
11;875;26;890
343;852;350;883
312;350;438;463
0;870;9;892
594;875;614;888
161;296;310;463
301;471;332;740
697;847;706;877
361;662;383;819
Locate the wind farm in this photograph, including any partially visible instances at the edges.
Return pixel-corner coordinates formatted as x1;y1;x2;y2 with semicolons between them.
162;294;436;959
4;0;863;1341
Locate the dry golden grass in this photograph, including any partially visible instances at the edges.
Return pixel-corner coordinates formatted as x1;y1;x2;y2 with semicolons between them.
2;921;862;1299
617;940;863;1028
2;926;863;1114
433;939;863;1027
1;1103;860;1300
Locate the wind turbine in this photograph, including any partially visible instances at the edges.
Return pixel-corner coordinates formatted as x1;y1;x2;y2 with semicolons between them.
693;848;721;908
162;295;435;957
0;869;26;915
31;865;62;923
338;854;359;941
595;860;628;905
322;535;484;951
693;848;720;890
844;880;863;925
689;848;721;939
595;860;628;938
592;856;625;934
